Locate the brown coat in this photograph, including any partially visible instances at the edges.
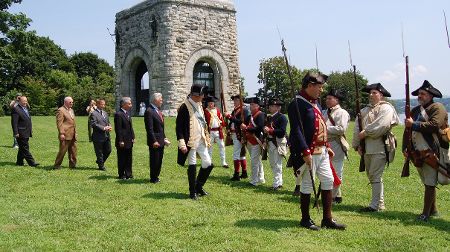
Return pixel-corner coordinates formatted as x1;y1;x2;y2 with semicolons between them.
402;101;449;154
56;106;76;140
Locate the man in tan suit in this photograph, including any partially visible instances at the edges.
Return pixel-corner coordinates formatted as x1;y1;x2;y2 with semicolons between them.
54;96;77;169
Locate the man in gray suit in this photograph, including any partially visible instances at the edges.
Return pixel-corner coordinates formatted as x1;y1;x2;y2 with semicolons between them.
90;99;112;170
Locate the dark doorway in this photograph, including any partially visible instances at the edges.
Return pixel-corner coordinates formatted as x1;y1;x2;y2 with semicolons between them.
135;61;149;114
193;61;215;96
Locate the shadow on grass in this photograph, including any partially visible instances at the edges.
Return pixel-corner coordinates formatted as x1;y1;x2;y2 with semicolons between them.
88;175;118;180
117;178;149;185
208;175;293;196
335;203;450;232
235;218;299;231
0;161;18;167
142;192;187;200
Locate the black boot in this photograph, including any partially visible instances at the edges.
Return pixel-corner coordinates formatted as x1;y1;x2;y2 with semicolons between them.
292;185;301;197
321;190;346;230
196;165;214;196
230;172;240;181
299;193;320;231
187;165;198;200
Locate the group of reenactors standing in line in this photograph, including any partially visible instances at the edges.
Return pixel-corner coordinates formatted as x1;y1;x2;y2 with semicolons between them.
8;71;449;230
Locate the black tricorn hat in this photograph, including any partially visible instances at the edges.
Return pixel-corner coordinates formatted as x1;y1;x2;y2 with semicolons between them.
326;88;345;101
230;94;242;100
302;72;328;86
362;83;391;97
203;95;219;103
411;80;442;98
190;84;206;96
244;97;261;105
268;98;284;106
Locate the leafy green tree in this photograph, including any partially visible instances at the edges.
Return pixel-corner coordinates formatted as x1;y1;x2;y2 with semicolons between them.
69;52;114;81
255;56;311;113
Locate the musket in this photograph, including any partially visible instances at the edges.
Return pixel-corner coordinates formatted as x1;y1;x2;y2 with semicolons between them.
238;79;247;157
348;40;365;172
401;26;411;177
279;36;319;211
218;65;231;146
261;61;271;160
444;10;450;48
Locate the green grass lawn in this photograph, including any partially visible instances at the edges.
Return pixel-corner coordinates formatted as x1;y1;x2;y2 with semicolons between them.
0;116;449;251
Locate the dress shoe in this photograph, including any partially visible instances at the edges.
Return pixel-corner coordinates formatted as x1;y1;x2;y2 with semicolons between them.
416;214;429;222
240;171;248;179
197;188;208;196
222;164;229;168
334;197;342;204
30;163;40;167
150;178;160;183
321;218;346;230
118;176;126;180
300;218;320;231
189;192;198;200
292;186;301;197
359;206;378;212
16;162;24;166
98;166;106;171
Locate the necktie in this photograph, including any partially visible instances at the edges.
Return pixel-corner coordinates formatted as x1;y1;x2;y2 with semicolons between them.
23;107;29;117
157;110;163;122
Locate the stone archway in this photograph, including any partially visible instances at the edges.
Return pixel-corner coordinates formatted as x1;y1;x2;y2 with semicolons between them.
184;47;232;112
117;46;152;114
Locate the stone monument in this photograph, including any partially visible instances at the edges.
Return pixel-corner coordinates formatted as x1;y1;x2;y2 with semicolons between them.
115;0;240;115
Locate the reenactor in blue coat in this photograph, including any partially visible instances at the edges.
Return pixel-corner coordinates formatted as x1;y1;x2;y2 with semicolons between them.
288;72;346;231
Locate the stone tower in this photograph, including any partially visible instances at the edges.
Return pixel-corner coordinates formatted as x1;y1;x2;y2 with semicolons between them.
115;0;240;115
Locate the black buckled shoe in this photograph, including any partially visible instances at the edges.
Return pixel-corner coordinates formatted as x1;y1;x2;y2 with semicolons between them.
230;172;240;181
321;218;346;230
416;214;429;222
240;170;248;179
300;218;320;231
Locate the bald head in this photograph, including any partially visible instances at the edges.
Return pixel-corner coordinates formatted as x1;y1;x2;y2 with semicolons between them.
64;97;73;108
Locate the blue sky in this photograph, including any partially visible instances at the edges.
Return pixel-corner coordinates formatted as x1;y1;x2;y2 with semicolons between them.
10;0;450;99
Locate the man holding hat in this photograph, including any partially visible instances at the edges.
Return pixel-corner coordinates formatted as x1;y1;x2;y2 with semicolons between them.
325;89;350;204
352;83;400;212
403;80;449;221
176;84;213;200
204;95;229;168
288;72;345;230
226;95;250;180
263;98;288;190
240;97;266;186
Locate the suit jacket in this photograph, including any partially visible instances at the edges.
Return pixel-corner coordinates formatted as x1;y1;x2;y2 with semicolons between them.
114;109;135;149
56;106;76;140
144;105;165;146
90;109;111;142
12;105;32;138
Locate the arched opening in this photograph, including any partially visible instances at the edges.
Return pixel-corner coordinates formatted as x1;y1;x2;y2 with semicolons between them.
193;61;215;96
134;60;149;114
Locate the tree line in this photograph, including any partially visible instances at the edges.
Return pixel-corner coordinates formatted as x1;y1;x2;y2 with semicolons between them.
0;0;115;116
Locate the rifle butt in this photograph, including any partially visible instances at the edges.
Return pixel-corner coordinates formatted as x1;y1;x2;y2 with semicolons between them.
401;159;410;177
359;156;365;172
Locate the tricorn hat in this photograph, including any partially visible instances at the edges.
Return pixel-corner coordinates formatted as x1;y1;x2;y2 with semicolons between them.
190;84;206;96
244;97;261;105
302;72;328;86
230;94;242;100
268;98;284;106
411;80;442;98
203;95;219;103
326;89;345;101
362;83;391;97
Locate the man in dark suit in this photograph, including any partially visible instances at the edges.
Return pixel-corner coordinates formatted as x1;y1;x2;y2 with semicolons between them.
145;93;169;183
90;99;112;171
12;96;39;167
114;97;135;180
